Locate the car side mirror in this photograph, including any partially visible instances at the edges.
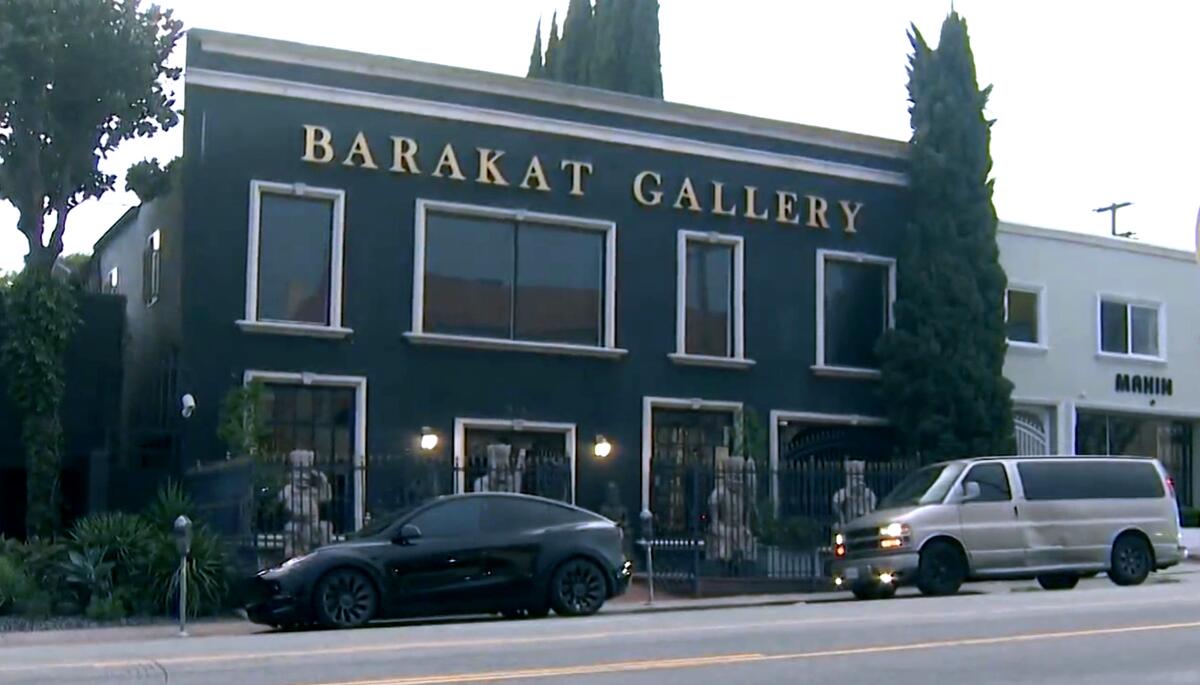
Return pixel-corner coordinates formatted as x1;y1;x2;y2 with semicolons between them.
961;481;982;503
395;524;422;544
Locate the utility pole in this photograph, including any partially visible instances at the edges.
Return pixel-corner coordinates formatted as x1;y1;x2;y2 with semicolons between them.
1094;201;1135;239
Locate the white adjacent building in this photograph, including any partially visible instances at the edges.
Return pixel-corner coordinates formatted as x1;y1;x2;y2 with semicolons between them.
999;222;1199;507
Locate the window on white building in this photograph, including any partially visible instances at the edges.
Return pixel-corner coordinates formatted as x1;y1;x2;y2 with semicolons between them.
1099;298;1161;359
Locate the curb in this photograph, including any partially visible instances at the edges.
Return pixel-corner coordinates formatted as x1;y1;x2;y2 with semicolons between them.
604;597;806;616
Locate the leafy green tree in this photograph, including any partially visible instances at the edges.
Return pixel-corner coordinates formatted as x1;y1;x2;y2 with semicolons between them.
124;157;180;204
0;0;183;537
878;12;1015;464
526;18;544;78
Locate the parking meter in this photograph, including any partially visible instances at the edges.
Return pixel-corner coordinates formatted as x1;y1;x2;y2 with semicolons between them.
639;509;654;604
173;515;192;636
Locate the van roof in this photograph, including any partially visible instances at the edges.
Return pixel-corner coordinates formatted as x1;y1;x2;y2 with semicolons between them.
947;454;1159;464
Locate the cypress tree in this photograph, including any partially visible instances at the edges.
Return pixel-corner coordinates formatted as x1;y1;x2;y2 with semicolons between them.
544;13;562;81
588;0;625;91
558;0;595;85
626;0;664;98
877;12;1015;463
526;18;544;78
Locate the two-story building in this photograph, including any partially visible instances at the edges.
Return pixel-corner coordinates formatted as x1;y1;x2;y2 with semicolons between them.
1000;222;1199;507
91;30;912;531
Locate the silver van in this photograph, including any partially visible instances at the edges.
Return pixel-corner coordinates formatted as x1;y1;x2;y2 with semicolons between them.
831;455;1185;599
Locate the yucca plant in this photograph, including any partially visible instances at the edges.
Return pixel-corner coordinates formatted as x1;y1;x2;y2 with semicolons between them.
58;547;115;606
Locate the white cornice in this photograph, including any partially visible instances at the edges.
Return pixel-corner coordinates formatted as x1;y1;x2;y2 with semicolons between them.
999;221;1196;263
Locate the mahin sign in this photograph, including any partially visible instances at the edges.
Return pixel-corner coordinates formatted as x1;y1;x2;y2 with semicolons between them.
301;125;867;234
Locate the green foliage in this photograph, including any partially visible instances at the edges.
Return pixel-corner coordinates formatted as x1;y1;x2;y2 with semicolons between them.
526;18;545;78
58;547;116;606
0;271;79;536
1182;507;1199;528
217;380;271;458
0;0;183;272
147;524;229;617
69;512;153;588
528;0;663;99
144;479;196;529
877;12;1015;464
754;510;821;549
85;593;127;621
125;157;180;203
733;408;768;462
0;556;35;615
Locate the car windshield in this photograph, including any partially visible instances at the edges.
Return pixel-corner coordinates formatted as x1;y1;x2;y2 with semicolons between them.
349;502;424;539
879;463;966;509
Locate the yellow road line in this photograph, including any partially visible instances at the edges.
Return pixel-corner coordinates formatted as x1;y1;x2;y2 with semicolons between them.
1;593;1197;675
307;620;1200;685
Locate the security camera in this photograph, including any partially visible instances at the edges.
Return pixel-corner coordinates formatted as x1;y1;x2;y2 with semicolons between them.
181;393;196;418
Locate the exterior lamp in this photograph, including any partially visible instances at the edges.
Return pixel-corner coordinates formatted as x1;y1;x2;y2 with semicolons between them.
593;435;612;458
419;427;439;451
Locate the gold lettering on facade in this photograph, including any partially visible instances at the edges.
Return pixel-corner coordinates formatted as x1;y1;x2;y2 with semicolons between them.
775;191;800;225
743;186;768;221
302;125;335;164
633;170;663;206
476;148;509;186
711;181;736;216
674;177;702;212
560;160;593;197
839;200;864;234
806;195;830;229
390;136;421;174
432;144;466;180
342;131;379;169
519;156;551;192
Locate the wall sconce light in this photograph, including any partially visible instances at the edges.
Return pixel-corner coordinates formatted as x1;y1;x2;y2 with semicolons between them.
419;427;439;451
593;435;612;458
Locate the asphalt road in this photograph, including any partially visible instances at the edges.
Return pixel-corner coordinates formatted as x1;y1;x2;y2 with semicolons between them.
3;572;1199;685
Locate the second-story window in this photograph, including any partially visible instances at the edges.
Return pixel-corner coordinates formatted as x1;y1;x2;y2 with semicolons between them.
816;250;895;376
1005;287;1041;345
143;230;161;306
674;230;746;362
1100;298;1161;359
104;267;119;295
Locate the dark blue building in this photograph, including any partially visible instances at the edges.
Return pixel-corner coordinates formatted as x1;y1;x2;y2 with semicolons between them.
92;30;911;533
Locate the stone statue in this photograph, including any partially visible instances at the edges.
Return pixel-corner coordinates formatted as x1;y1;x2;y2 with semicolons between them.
832;459;877;525
278;449;332;557
472;443;524;493
706;453;756;562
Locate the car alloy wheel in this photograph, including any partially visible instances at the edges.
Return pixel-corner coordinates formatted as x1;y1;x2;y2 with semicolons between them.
316;569;378;629
551;560;606;617
1109;536;1152;586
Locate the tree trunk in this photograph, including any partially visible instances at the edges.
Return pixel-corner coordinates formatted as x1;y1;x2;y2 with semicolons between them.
24;413;63;538
23;243;58;275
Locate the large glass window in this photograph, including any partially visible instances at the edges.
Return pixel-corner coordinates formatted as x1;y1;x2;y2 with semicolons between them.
1075;410;1194;507
1017;461;1164;500
423;210;606;346
408;499;485;538
962;463;1011;502
684;240;735;357
256;192;335;325
260;383;356;462
461;426;572;503
1100;299;1160;357
1005;288;1039;344
822;254;892;370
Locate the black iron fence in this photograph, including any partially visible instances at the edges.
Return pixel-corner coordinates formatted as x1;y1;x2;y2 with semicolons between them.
644;455;918;594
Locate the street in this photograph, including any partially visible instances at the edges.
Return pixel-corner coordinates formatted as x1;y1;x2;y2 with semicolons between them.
2;570;1198;685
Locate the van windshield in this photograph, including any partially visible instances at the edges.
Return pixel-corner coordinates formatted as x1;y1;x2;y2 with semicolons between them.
879;463;966;509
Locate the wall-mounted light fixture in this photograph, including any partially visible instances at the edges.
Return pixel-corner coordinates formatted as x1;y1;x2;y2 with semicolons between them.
420;426;439;451
594;435;613;459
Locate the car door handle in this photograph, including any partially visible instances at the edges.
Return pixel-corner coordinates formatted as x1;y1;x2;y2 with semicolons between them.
1013;506;1019;518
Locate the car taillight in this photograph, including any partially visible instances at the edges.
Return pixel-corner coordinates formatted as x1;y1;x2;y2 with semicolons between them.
1167;476;1176;495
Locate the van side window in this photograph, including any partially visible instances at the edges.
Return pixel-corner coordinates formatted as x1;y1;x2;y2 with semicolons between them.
963;463;1011;502
1018;461;1165;500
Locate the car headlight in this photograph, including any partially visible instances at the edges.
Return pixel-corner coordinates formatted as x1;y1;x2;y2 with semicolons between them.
278;552;316;570
879;523;908;538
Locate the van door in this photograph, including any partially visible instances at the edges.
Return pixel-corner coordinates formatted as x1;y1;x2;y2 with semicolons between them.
956;462;1026;573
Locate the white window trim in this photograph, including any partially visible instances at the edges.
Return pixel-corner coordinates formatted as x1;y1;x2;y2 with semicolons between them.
409;198;623;358
237;180;351;339
813;249;896;379
671;230;753;369
145;230;161;308
640;396;743;512
1095;293;1166;363
452;418;577;504
1005;281;1048;351
768;410;889;515
243;370;368;530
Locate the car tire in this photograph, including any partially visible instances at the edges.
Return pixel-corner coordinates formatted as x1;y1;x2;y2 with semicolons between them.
1036;574;1079;591
851;582;895;600
1108;535;1153;586
314;569;378;629
550;559;607;617
916;541;966;597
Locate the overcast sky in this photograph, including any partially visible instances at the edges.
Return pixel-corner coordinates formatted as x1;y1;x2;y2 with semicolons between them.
3;0;1198;273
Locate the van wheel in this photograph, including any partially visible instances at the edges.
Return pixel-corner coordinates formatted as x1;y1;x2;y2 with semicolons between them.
1036;574;1079;591
851;581;896;600
1109;535;1152;586
917;541;966;596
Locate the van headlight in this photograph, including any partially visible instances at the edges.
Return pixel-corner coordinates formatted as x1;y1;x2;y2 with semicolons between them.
879;523;908;538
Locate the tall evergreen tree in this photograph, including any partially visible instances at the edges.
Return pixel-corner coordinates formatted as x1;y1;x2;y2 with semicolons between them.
544;13;562;81
526;18;544;78
587;0;623;91
558;0;595;86
877;12;1015;463
626;0;664;98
